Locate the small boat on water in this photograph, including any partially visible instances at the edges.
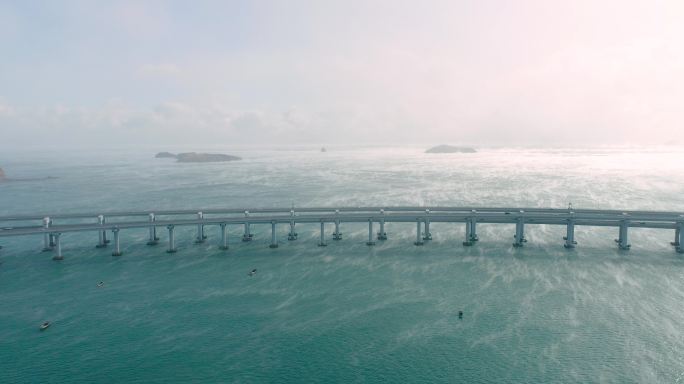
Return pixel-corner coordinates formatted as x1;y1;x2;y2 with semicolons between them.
40;321;50;330
97;281;104;287
249;269;257;276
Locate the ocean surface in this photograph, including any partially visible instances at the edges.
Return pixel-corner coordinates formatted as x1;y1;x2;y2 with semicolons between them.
1;146;684;383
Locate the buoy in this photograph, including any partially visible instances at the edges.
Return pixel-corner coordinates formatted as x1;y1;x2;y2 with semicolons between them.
458;311;463;319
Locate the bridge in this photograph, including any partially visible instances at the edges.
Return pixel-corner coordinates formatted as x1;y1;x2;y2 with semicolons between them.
0;207;682;260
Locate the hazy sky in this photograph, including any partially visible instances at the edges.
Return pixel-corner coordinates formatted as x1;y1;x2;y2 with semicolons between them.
1;0;683;149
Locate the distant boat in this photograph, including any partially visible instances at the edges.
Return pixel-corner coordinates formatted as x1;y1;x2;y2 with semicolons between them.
249;269;257;276
40;321;50;330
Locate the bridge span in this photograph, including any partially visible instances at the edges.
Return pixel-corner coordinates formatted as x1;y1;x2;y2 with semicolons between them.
0;206;682;260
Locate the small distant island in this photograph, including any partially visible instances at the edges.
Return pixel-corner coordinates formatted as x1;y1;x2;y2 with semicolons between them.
425;145;476;154
0;166;56;182
155;152;242;163
155;152;177;159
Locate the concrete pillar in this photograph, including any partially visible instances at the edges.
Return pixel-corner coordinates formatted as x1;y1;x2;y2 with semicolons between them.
49;219;56;247
288;210;297;240
288;220;297;240
96;215;107;248
463;219;474;246
377;209;387;240
167;225;177;253
423;209;432;240
564;219;577;248
112;228;122;256
195;211;205;243
147;213;159;245
219;223;229;250
366;219;375;246
415;220;424;246
42;216;52;252
675;222;684;253
616;220;631;250
672;224;681;247
101;216;109;244
333;219;342;240
52;233;63;261
513;217;526;247
243;211;252;242
318;222;327;247
333;210;342;240
469;213;479;242
270;221;278;248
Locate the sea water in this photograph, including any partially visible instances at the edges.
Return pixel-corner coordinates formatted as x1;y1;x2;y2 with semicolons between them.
1;146;683;383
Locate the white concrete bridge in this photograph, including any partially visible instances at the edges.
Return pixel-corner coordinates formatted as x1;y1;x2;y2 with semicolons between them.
0;207;682;260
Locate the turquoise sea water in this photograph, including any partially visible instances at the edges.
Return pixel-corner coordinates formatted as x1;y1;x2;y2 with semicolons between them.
1;147;684;383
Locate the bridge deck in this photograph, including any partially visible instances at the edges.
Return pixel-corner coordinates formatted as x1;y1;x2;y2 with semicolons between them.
0;207;682;257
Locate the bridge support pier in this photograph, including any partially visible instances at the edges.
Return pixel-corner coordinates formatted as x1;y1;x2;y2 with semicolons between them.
318;222;327;247
167;225;177;253
674;222;683;253
52;233;63;260
423;210;432;240
147;213;159;245
513;218;526;247
671;224;681;247
43;233;51;251
48;218;57;249
415;220;424;246
616;220;631;250
377;220;387;240
103;216;109;244
112;228;122;256
463;219;474;246
288;221;297;241
195;211;206;243
333;219;342;240
42;217;52;252
96;215;107;248
367;220;375;246
219;223;229;250
672;227;680;247
288;210;298;240
470;217;479;243
377;210;387;240
564;220;577;248
243;211;253;242
270;222;278;248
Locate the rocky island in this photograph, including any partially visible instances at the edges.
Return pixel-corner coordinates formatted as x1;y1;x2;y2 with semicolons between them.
154;152;177;159
154;152;242;163
425;145;476;154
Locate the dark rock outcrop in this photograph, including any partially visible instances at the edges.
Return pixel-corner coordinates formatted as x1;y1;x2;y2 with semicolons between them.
425;145;476;154
175;152;241;163
155;152;178;159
